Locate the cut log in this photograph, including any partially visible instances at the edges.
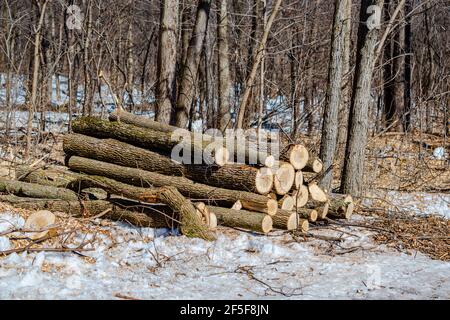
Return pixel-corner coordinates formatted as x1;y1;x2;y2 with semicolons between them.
231;200;242;210
0;196;178;228
305;200;329;220
64;133;272;194
110;109;175;133
274;210;309;232
109;109;275;167
328;194;354;219
294;171;303;189
0;178;78;201
267;192;277;200
292;207;318;222
67;156;278;215
303;158;323;173
278;194;294;211
72;117;229;166
308;183;328;203
206;206;272;233
16;166;82;188
273;162;295;195
67;174;214;241
271;210;297;230
24;210;56;240
280;144;309;170
292;185;309;207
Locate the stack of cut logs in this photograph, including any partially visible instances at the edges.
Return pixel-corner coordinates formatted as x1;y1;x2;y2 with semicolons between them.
1;109;354;241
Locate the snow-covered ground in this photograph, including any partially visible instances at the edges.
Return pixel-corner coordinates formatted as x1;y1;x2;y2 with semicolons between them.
0;210;448;300
363;190;450;219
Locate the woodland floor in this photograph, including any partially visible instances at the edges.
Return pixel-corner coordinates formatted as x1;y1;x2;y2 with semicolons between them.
0;131;448;299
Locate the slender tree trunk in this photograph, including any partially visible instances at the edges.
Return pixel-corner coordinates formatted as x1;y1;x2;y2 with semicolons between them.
319;0;349;191
25;0;48;159
217;0;232;131
175;0;211;128
235;0;282;129
340;0;384;196
403;0;412;131
336;0;352;155
156;0;178;124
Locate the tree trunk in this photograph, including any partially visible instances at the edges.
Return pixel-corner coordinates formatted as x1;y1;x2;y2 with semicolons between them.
156;0;178;124
340;0;384;196
217;0;232;131
67;156;278;215
0;196;179;229
26;0;48;159
0;178;78;201
336;0;353;155
175;0;211;128
67;174;215;240
72;117;229;166
109;109;275;167
206;206;273;233
403;0;412;132
319;0;348;191
235;0;282;129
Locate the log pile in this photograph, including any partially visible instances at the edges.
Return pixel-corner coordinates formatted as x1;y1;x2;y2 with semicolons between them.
1;109;355;241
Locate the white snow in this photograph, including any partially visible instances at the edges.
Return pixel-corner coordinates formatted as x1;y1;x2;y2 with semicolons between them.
364;190;450;219
0;210;448;300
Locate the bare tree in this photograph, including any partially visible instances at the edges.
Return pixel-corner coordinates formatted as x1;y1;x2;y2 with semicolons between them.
341;0;384;195
156;0;178;124
175;0;211;128
319;0;351;191
217;0;232;131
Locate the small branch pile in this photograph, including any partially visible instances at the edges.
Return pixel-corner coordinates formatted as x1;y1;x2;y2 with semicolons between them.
1;109;354;241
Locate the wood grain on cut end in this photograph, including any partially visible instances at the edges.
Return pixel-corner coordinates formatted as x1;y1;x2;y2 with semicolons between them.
278;194;294;211
289;145;309;170
308;183;328;202
273;162;295;195
255;167;274;194
231;200;242;210
304;158;324;173
272;209;297;230
294;171;303;189
214;147;230;166
292;184;309;207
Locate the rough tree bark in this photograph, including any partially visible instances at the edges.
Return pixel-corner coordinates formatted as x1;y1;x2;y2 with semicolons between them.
319;0;348;191
175;0;211;128
340;0;384;196
217;0;232;131
155;0;178;124
67;156;278;215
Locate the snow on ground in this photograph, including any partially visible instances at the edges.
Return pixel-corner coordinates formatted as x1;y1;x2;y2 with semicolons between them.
0;209;449;300
364;190;450;219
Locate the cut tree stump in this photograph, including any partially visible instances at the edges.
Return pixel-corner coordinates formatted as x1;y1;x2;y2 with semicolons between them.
64;134;273;194
0;178;79;201
206;206;273;233
67;156;278;215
